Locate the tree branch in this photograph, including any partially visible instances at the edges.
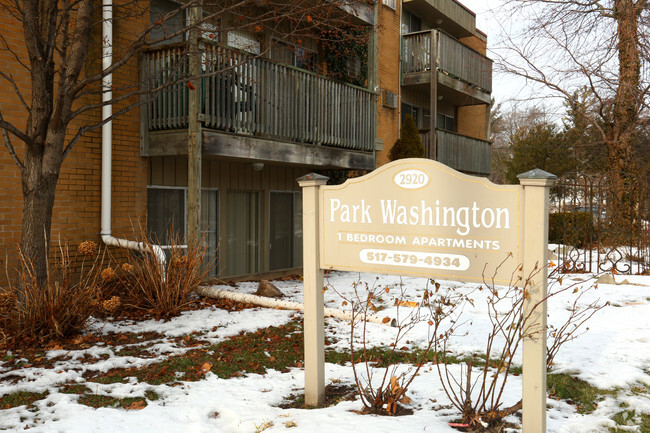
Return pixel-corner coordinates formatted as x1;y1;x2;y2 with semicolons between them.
0;71;30;111
0;110;25;173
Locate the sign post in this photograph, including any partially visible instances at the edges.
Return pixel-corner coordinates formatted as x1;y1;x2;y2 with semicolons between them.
518;169;556;433
298;160;555;431
297;173;329;407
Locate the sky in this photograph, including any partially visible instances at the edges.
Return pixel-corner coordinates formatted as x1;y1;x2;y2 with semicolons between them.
456;0;556;111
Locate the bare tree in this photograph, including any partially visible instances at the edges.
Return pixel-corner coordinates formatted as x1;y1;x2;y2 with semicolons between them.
494;0;649;226
0;0;369;287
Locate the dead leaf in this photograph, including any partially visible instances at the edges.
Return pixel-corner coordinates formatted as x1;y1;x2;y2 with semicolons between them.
200;362;212;372
399;395;412;404
381;317;391;324
126;400;146;410
395;300;418;308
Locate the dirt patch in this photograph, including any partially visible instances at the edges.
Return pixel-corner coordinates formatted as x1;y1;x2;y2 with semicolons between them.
279;383;358;409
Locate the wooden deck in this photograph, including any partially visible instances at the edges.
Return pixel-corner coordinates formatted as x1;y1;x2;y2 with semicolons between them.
141;41;377;162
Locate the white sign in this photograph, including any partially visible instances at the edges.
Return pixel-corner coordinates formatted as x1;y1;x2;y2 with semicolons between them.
320;159;522;284
299;159;555;433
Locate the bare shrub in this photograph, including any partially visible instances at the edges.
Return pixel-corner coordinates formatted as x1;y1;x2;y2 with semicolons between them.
437;260;606;430
0;241;105;346
119;233;211;320
329;276;467;416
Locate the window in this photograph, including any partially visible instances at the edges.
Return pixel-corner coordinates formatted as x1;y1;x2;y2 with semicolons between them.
226;191;260;275
150;0;185;45
201;189;219;277
402;10;422;34
271;40;319;72
147;187;219;276
423;109;431;130
401;102;421;129
437;113;456;132
147;187;185;245
269;192;302;270
200;16;220;42
227;30;261;54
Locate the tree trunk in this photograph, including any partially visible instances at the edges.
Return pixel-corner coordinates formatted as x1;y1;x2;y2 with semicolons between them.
20;147;61;287
605;0;642;241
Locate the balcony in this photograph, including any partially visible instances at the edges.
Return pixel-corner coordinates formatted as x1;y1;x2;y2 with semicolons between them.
402;30;492;103
403;0;477;38
420;129;491;175
140;41;377;170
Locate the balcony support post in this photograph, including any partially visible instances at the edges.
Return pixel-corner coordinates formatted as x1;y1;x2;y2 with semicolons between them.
187;2;203;244
428;30;438;160
485;101;491;141
367;2;378;93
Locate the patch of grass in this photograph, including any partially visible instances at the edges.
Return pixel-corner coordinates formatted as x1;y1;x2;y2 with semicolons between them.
59;384;92;395
206;321;306;377
547;373;609;413
325;346;441;367
91;372;130;385
78;394;146;409
145;390;160;401
610;410;650;432
78;321;516;397
58;383;158;409
324;347;495;370
0;391;49;409
1;352;16;362
83;321;309;386
114;342;158;357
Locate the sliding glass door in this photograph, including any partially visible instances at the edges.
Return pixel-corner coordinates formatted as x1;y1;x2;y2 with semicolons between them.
226;191;261;275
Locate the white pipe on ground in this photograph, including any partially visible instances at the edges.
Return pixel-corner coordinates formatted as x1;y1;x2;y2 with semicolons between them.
195;286;393;325
100;0;166;266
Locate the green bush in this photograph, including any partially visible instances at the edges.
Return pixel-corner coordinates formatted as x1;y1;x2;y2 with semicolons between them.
549;212;595;248
389;115;424;161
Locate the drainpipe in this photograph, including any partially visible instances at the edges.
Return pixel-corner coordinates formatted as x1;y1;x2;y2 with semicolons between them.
100;0;166;266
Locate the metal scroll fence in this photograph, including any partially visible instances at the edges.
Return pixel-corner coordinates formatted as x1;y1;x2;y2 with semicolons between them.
551;171;650;274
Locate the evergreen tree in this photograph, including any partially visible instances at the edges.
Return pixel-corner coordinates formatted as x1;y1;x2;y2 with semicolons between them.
504;123;576;184
389;115;424;161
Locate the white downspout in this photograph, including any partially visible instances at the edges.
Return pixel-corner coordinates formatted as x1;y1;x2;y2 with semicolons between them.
101;0;166;266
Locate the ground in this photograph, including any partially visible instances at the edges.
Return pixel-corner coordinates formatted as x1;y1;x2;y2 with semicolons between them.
1;267;649;432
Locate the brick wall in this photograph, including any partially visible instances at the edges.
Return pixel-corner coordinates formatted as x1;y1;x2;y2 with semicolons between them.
457;105;488;140
0;10;29;277
0;2;150;285
375;2;401;167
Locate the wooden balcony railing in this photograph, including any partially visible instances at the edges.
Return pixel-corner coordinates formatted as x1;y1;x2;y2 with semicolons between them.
419;129;491;175
143;41;377;152
402;30;493;93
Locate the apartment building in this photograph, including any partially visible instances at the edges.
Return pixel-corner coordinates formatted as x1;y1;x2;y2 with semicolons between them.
396;0;492;174
0;0;490;282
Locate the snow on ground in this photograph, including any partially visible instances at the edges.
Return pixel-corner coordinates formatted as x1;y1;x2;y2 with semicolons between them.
1;267;649;433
